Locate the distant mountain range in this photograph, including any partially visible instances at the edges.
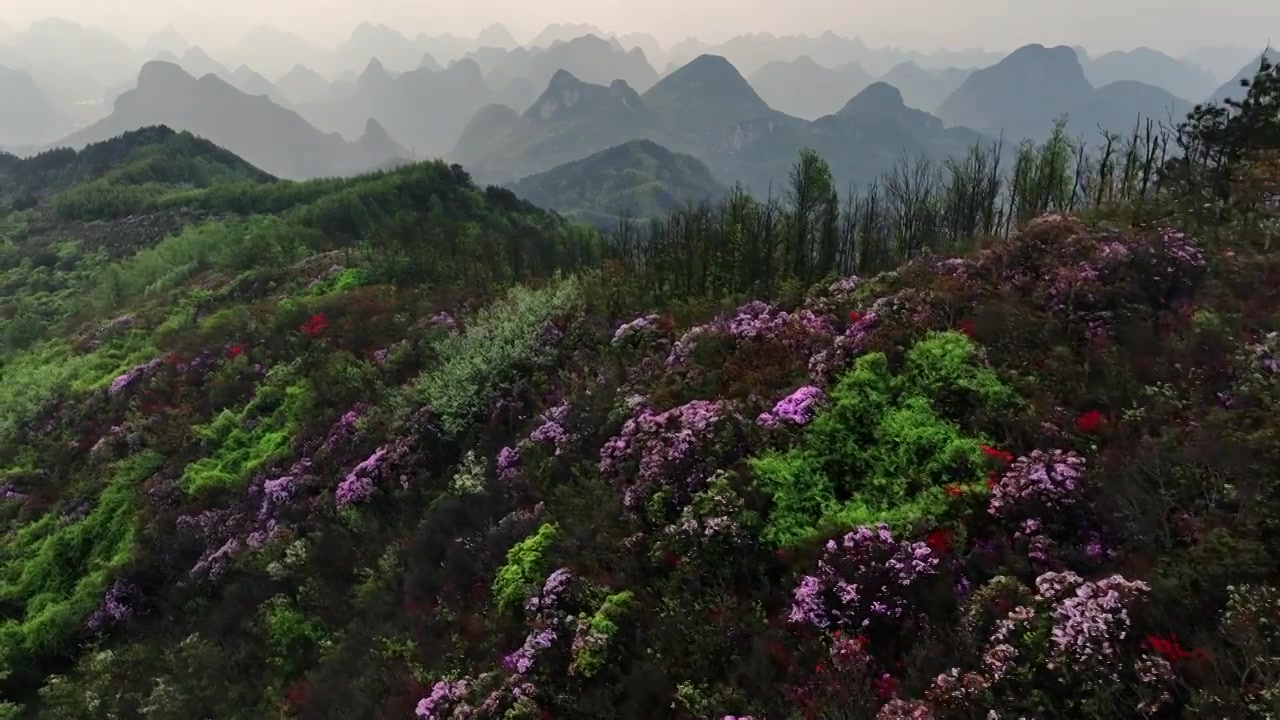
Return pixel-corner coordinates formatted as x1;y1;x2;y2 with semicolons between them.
0;64;58;146
748;56;874;120
1;17;1270;178
463;54;986;197
937;44;1192;142
47;61;407;179
507;139;725;226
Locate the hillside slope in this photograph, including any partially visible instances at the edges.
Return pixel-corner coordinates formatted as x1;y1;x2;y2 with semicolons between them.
2;65;1278;720
507;139;725;224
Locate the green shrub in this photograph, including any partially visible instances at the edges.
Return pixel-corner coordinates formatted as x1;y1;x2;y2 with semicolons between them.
181;366;312;494
0;451;160;671
751;332;1014;545
493;522;559;612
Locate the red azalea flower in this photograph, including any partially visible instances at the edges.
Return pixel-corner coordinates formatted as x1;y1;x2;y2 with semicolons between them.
980;444;1014;464
987;470;999;489
658;317;674;331
874;674;899;700
227;344;245;358
300;313;329;338
1075;410;1106;433
926;528;952;554
848;311;863;324
957;320;977;337
815;662;825;673
945;484;964;497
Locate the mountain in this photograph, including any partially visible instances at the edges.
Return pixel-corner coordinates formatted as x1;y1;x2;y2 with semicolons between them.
879;61;974;113
142;26;188;58
229;65;287;104
0;64;59;145
0;125;274;208
296;57;494;157
748;56;874;119
474;56;986;198
666;31;1002;79
48;61;407;179
508;139;725;226
225;27;328;79
451;104;521;164
1212;49;1278;104
490;34;659;96
616;33;667;69
938;44;1189;141
6;18;137;89
706;81;985;194
1083;47;1218;102
476;23;518;49
277;64;331;105
1183;45;1267;83
420;53;443;72
469;70;666;183
528;23;607;48
333;23;430;74
642;54;780;146
170;46;228;80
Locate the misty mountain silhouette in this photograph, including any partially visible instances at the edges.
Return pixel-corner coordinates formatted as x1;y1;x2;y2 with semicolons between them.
938;43;1189;140
50;61;406;179
748;55;874;120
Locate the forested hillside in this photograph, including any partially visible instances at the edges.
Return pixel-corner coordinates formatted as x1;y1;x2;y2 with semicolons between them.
0;53;1278;720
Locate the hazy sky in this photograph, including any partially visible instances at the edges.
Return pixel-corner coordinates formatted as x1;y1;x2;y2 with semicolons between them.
4;0;1276;54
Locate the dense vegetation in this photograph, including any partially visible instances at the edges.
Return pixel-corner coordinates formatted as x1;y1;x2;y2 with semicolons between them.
0;55;1279;720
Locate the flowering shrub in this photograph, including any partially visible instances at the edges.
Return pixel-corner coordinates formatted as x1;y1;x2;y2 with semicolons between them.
757;385;826;428
335;437;413;505
299;313;328;338
987;449;1088;518
789;524;941;633
930;571;1175;716
598;399;741;524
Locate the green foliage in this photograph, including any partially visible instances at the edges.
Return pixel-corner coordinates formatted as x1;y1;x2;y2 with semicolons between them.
0;333;156;449
752;332;1012;545
570;590;636;678
493;523;559;612
413;278;583;437
181;367;312;494
93;217;311;305
0;451;160;673
261;594;331;681
0;126;272;214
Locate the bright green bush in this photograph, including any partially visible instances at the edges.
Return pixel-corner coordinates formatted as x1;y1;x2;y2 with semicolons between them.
181;366;312;494
0;334;157;448
570;590;636;678
493;522;559;612
0;451;160;671
752;332;1014;546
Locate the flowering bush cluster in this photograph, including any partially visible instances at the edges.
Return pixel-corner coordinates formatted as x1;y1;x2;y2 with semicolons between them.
599;398;741;520
757;385;826;428
788;524;941;633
